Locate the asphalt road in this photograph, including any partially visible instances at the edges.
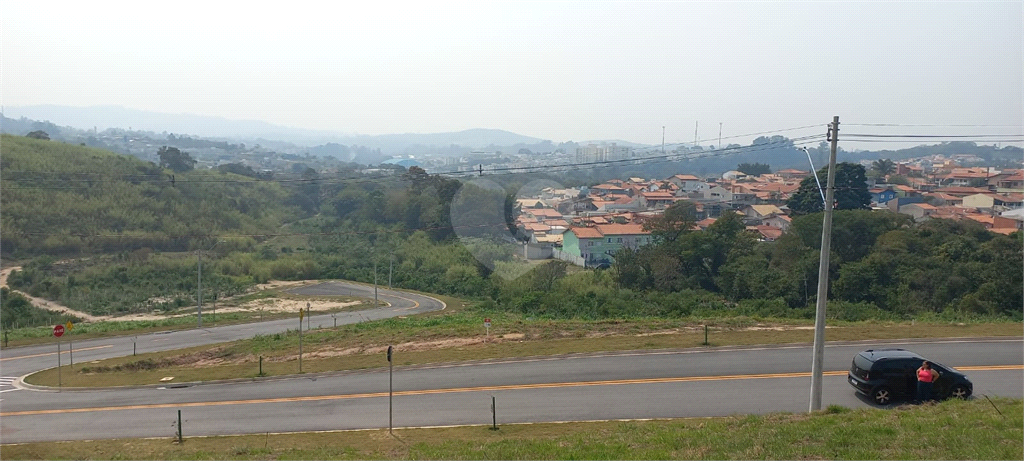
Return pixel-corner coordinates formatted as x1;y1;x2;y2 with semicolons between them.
0;283;1021;443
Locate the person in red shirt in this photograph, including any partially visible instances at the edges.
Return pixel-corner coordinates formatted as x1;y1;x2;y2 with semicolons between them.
916;361;939;403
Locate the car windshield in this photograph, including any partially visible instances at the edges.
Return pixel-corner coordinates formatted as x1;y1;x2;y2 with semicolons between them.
929;361;959;374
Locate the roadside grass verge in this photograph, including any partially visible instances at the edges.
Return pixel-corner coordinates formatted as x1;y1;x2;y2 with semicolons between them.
23;308;1022;388
0;293;374;348
2;398;1020;460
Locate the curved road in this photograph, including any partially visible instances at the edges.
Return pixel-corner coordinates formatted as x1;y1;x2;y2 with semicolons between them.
0;283;1021;443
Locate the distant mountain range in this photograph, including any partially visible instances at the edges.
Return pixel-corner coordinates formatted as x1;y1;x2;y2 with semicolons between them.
1;105;553;150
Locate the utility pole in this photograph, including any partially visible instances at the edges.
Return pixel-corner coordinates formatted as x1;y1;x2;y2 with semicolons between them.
809;116;839;412
389;253;393;289
197;250;203;328
196;240;223;328
718;123;723;150
661;126;665;154
693;121;699;148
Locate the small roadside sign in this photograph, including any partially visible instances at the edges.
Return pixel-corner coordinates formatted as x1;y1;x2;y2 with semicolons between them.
300;309;304;321
53;324;65;337
66;321;74;331
484;318;491;328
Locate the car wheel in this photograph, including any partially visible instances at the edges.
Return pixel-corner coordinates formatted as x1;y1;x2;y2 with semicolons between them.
872;386;893;405
949;385;971;399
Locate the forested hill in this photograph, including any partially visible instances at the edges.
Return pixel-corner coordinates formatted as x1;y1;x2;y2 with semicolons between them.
0;134;305;257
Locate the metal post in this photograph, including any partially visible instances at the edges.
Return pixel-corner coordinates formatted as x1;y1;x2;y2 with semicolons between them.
197;250;203;328
177;410;183;443
389;253;393;289
491;396;498;430
299;315;303;373
810;116;839;412
70;340;74;370
388;345;393;435
133;337;137;356
57;340;62;389
374;260;378;307
306;302;310;330
704;325;709;345
259;355;263;376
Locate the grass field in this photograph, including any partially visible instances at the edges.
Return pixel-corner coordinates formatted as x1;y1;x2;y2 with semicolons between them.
2;398;1020;460
23;307;1022;388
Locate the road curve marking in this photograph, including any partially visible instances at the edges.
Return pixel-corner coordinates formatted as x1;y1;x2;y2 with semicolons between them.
0;345;113;362
2;365;1019;417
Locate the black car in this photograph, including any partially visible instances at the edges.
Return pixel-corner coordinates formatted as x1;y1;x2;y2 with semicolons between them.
847;348;973;405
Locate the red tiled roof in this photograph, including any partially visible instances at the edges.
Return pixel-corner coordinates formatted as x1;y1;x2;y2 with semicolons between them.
570;227;603;239
596;223;649;235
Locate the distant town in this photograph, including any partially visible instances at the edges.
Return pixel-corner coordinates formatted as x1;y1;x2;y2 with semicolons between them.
511;162;1023;268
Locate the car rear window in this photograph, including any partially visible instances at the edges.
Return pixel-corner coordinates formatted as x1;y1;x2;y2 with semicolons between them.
854;354;874;371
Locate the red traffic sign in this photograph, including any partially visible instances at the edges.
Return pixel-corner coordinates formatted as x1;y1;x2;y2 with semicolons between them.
53;324;65;337
484;318;491;327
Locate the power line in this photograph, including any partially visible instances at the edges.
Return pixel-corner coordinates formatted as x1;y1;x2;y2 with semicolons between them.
844;133;1022;138
845;123;1022;127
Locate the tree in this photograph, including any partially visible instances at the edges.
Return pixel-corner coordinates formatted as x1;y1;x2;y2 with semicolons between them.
642;200;699;244
218;162;259;178
158;146;196;172
787;162;871;215
26;130;49;140
737;162;771;176
870;158;896;180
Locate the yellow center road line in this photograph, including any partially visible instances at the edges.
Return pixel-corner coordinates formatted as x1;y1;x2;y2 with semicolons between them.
0;345;113;362
956;365;1023;371
3;365;1019;417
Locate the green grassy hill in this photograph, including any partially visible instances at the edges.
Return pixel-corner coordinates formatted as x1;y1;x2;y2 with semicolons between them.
0;134;305;258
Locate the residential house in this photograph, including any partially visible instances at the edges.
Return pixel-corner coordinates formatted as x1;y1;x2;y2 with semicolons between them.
763;214;792;232
931;186;991;197
937;168;990;187
556;197;596;215
702;185;733;202
776;169;809;180
926;193;963;207
560;224;652;268
640;191;678;209
747;225;784;242
988;170;1024;194
523;208;565;223
899;202;937;221
962;193;1024;210
741;204;785;221
590;183;630;196
870;187;898;205
667;174;708;194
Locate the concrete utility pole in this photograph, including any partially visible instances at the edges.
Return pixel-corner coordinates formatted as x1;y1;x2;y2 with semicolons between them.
809;116;839;412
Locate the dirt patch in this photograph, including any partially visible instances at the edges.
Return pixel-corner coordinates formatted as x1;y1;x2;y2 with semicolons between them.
0;266;113;322
219;297;364;315
0;269;364;324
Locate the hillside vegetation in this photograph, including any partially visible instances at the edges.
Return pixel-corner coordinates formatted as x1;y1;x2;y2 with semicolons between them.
1;134;1021;323
0;134;304;256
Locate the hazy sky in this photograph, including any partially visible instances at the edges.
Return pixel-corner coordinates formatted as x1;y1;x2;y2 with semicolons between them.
3;1;1022;148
